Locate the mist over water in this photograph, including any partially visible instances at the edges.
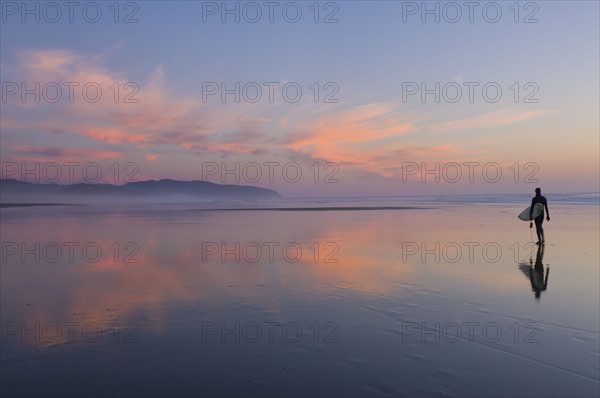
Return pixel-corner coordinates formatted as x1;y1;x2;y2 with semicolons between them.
0;178;282;205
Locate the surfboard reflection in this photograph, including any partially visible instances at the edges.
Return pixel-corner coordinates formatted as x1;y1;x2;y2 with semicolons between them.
518;245;549;301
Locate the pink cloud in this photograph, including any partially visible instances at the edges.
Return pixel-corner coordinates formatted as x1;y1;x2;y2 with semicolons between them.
3;49;271;157
287;103;414;148
283;104;457;177
5;48;531;183
429;109;549;133
13;145;124;160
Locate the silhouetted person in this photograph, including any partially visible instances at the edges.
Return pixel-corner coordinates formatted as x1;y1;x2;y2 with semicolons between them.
529;244;549;300
530;187;550;245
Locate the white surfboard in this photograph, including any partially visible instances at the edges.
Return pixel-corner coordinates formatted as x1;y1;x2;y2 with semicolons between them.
518;203;544;221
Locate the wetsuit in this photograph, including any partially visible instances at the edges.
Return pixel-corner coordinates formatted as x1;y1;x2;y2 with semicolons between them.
530;195;548;243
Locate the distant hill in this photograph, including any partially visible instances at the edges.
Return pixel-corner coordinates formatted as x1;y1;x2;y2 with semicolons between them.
0;179;282;204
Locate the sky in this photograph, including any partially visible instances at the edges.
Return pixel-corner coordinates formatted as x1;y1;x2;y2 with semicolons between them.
1;0;599;197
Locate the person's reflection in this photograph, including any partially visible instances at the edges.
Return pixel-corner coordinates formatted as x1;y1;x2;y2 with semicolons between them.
520;245;549;300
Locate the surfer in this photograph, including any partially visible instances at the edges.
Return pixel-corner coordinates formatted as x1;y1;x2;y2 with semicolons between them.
529;187;550;245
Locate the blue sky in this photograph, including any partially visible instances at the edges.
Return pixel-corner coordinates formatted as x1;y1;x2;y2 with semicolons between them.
1;1;598;196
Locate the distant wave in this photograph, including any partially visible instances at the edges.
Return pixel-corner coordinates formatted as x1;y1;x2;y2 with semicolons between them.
278;193;600;206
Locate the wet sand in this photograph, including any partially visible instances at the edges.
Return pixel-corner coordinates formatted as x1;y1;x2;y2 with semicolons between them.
1;202;598;397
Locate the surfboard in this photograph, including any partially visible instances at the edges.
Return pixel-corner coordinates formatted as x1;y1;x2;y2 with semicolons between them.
518;203;544;221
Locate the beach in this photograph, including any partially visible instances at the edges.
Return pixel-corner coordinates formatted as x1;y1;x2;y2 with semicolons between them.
2;0;598;395
1;197;598;397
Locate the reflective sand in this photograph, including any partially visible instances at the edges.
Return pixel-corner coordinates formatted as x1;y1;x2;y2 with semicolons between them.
1;202;598;397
